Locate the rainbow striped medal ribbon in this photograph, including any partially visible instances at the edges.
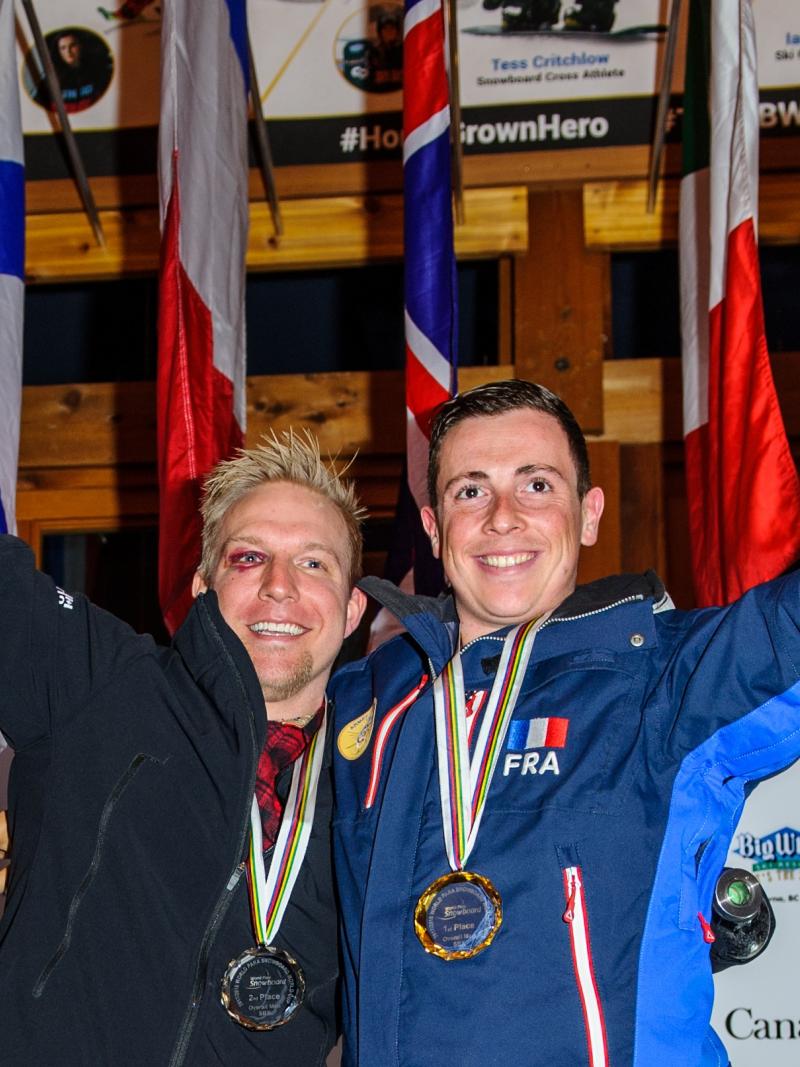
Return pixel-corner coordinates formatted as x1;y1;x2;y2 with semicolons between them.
221;707;327;1030
414;617;546;961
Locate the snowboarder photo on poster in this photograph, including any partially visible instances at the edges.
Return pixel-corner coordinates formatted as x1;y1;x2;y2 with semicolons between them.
27;27;114;114
340;5;403;93
481;0;618;33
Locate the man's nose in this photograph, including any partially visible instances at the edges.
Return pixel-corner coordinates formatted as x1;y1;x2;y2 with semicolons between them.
485;490;522;533
258;558;298;601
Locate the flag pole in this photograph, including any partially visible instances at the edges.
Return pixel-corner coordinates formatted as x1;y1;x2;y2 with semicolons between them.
647;0;682;214
247;33;283;239
19;0;106;246
443;0;464;225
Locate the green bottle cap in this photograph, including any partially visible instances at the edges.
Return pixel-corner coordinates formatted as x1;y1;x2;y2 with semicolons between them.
727;879;752;907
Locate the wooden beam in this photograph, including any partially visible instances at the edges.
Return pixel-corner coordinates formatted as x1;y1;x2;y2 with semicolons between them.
18;365;517;472
584;173;800;251
24;130;800;216
24;187;528;284
602;358;684;443
512;188;607;434
19;355;800;477
602;353;800;443
619;443;666;577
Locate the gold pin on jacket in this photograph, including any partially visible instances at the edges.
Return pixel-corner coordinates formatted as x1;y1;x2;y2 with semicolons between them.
337;699;377;760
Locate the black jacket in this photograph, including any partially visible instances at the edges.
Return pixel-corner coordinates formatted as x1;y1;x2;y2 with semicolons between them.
0;536;338;1066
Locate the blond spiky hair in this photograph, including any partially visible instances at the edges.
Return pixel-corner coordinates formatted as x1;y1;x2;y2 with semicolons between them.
198;429;365;586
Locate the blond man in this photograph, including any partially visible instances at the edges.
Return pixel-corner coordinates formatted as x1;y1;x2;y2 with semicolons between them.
0;432;365;1067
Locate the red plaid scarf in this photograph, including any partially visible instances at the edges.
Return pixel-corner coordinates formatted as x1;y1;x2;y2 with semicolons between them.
254;707;324;849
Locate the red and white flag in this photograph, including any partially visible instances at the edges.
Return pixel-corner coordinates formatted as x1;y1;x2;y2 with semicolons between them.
157;0;249;633
680;0;800;607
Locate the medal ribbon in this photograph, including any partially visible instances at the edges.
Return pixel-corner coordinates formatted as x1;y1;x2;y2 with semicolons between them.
247;707;327;946
433;617;546;871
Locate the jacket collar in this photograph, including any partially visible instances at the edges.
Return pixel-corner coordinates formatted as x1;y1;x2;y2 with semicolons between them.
359;570;672;665
172;589;269;751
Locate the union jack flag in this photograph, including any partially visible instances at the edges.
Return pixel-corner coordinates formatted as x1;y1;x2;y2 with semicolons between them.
377;0;458;618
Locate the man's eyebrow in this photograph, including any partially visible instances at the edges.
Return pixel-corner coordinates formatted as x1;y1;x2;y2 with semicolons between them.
516;463;568;480
441;470;489;496
442;463;568;496
300;541;344;561
219;535;344;562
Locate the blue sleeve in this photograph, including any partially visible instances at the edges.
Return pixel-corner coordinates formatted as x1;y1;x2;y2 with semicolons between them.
661;572;800;776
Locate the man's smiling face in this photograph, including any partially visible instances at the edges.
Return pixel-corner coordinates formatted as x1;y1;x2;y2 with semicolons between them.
421;408;604;645
193;480;365;720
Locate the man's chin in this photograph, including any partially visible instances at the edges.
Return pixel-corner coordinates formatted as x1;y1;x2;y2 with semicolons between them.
258;654;314;704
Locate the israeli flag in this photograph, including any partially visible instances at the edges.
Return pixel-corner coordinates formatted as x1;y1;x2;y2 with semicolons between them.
0;0;24;536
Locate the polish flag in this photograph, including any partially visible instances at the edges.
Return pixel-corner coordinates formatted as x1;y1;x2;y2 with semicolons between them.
157;0;249;633
679;0;800;607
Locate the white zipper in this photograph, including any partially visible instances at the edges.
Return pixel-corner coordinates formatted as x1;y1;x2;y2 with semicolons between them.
364;675;429;808
562;865;610;1067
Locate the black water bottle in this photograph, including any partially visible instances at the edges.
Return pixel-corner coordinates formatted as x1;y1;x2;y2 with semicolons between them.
710;868;775;973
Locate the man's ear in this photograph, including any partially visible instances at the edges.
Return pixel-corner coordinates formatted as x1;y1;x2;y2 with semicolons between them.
420;505;441;560
191;571;208;598
345;587;368;639
580;486;605;547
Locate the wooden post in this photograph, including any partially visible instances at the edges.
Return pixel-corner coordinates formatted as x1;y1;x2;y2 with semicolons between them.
619;443;667;579
578;439;620;585
512;188;608;434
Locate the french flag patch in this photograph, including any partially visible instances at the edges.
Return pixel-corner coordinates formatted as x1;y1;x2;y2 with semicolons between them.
507;717;569;750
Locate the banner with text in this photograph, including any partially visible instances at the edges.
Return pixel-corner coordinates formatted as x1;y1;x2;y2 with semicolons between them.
15;0;800;179
711;759;800;1065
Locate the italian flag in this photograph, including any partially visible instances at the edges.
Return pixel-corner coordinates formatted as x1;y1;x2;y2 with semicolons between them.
679;0;800;607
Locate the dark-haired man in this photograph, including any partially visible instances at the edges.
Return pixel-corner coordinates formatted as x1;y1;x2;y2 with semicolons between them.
330;378;800;1067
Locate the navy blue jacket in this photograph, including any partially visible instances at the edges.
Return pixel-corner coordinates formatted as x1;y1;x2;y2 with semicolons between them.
330;571;800;1067
0;536;338;1066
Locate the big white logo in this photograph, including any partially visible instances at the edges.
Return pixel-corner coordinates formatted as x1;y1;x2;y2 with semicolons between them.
503;750;560;776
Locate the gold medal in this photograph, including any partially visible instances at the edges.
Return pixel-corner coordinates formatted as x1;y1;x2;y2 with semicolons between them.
417;619;544;961
414;870;502;960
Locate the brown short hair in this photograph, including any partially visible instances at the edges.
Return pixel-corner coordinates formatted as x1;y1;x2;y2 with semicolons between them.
427;379;591;508
199;430;365;586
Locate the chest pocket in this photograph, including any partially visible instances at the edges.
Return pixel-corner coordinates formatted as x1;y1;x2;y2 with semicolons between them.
488;653;647;815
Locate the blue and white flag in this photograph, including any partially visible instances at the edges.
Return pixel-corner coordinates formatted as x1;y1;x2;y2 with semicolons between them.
0;0;25;536
0;0;24;774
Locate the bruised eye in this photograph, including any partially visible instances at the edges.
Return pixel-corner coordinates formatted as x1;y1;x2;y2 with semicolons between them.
229;550;264;566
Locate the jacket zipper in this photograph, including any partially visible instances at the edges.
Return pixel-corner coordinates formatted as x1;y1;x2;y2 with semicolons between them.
455;595;646;660
33;753;162;998
364;674;429;808
562;865;610;1067
167;665;260;1066
544;593;644;628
